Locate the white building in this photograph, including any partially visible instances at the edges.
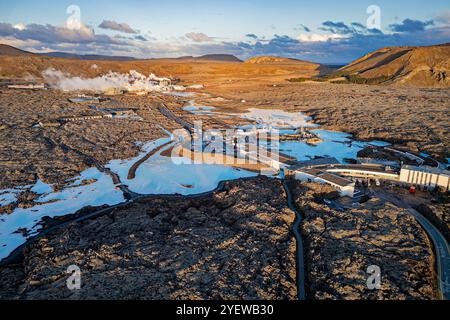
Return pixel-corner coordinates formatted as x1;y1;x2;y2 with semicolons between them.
325;164;400;181
400;165;450;191
8;83;46;90
290;168;355;197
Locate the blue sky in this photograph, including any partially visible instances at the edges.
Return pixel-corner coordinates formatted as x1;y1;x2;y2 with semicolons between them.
1;0;449;63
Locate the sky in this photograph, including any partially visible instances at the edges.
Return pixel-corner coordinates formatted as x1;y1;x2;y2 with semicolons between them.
1;0;449;63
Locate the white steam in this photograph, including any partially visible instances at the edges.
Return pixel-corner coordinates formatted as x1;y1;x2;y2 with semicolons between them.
42;68;174;93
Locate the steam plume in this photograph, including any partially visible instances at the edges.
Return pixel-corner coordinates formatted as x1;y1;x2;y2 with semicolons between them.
42;68;173;92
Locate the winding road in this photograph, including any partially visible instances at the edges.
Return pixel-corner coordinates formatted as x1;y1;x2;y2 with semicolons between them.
283;179;306;300
2;99;446;301
371;189;450;300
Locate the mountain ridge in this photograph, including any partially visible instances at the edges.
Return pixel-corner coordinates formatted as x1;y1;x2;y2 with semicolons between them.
0;45;242;62
337;43;450;87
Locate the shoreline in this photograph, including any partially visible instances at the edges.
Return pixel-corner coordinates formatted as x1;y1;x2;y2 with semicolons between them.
0;176;250;266
1;176;308;299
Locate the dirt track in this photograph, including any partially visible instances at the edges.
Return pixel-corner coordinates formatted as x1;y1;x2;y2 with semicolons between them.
127;141;174;180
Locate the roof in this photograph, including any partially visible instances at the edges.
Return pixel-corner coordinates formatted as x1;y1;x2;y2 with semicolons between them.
318;172;354;187
327;164;399;176
289;157;340;170
297;168;354;187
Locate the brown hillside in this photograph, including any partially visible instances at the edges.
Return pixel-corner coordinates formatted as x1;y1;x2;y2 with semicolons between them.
338;43;450;87
0;45;323;85
0;44;34;56
245;56;314;65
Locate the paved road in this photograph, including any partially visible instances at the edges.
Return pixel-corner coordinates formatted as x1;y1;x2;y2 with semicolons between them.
371;189;450;300
283;180;306;300
158;103;194;132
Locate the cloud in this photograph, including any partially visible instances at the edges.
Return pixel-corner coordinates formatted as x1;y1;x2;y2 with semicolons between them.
435;11;450;25
134;35;148;42
233;22;450;63
319;21;383;36
0;22;123;45
351;22;383;35
320;21;353;34
0;36;42;49
13;23;26;31
245;33;258;39
1;17;449;64
297;33;345;42
295;24;311;32
185;32;213;42
98;20;138;34
389;19;434;33
0;22;136;58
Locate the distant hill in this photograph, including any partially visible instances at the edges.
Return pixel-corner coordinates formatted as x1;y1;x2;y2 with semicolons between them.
42;52;242;62
245;56;313;65
245;56;337;77
0;44;34;56
0;44;334;81
177;54;242;62
337;43;450;87
0;45;242;62
39;52;137;61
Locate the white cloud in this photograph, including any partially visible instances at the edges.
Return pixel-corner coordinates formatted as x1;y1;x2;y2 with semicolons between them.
1;18;449;64
13;23;26;31
0;37;41;49
297;33;346;42
185;32;213;42
435;11;450;26
98;20;138;34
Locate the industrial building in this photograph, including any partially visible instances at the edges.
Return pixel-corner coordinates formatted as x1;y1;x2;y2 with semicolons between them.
289;157;340;169
326;164;400;181
399;166;450;191
58;115;112;123
288;167;355;197
7;83;46;90
285;157;450;197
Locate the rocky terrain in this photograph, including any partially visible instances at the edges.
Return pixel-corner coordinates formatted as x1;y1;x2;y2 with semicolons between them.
1;80;448;195
289;181;438;300
1;43;449;161
0;177;297;300
245;56;334;76
0;89;186;190
0;43;446;301
201;82;450;160
0;177;441;300
415;202;450;243
337;43;450;87
244;56;322;68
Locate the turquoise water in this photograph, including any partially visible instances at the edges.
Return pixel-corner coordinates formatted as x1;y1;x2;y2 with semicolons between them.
279;129;389;163
0;107;393;261
183;105;216;115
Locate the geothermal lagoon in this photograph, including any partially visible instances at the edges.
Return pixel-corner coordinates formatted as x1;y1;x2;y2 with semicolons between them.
0;104;391;260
